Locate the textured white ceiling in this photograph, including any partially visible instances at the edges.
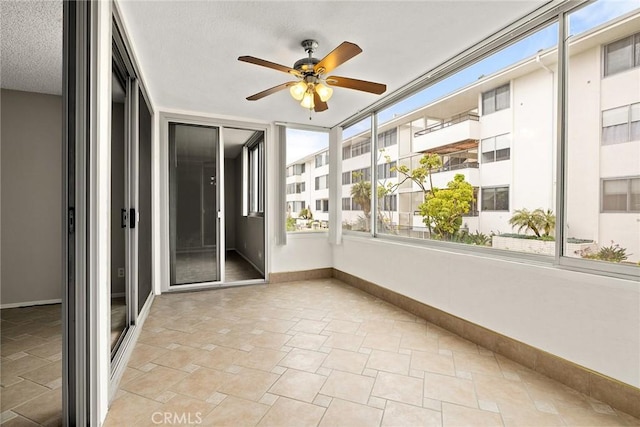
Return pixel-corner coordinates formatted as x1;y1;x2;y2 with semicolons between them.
117;1;544;128
1;1;545;128
1;1;62;95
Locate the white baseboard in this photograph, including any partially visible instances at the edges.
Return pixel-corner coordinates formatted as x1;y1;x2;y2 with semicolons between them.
0;298;62;309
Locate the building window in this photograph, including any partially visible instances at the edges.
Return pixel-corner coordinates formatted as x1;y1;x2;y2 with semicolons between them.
342;145;352;160
481;134;511;163
286;163;305;177
288;201;305;214
482;83;510;115
602;103;640;145
377;161;397;179
481;186;509;211
602;177;640;212
315;151;329;168
604;32;640;77
316;199;329;212
352;167;371;183
248;139;264;214
351;139;371;157
286;182;305;194
380;194;397;211
315;174;328;190
342;197;351;210
342;171;351;185
378;129;397;148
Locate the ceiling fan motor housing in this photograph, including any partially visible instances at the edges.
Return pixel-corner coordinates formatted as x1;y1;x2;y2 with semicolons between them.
294;39;321;74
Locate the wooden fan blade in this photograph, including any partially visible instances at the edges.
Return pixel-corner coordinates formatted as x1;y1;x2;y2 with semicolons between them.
238;56;299;76
314;42;362;75
326;76;386;95
313;91;328;112
246;82;295;101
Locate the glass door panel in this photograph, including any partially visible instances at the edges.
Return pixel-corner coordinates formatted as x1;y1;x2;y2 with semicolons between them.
169;123;219;285
203;163;217;247
110;66;128;353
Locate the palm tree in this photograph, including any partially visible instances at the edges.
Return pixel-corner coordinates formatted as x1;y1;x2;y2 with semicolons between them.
509;208;541;237
533;208;555;237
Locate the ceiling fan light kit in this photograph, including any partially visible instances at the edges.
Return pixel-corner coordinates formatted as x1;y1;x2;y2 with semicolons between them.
238;39;386;116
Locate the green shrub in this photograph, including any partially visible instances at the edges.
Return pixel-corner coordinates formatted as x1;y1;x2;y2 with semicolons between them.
581;242;628;263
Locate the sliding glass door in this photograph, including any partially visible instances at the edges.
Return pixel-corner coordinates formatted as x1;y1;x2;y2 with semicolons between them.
169;123;220;285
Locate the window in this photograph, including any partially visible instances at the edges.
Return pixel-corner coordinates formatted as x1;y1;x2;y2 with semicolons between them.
288;201;305;214
380;194;397;211
342;197;351;210
315;151;329;167
286;128;329;232
248;139;264;214
482;83;510;115
567;3;640;270
604;32;640;76
316;199;329;212
378;129;397;148
377;161;397;179
342;171;351;185
342;118;372;233
352;167;371;183
315;175;328;190
602;103;640;145
286;163;305;176
342;145;352;160
481;134;511;163
286;182;305;194
351;139;371;157
602;177;640;212
481;187;509;211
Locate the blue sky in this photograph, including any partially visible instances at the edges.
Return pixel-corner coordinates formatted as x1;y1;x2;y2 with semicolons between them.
288;0;639;160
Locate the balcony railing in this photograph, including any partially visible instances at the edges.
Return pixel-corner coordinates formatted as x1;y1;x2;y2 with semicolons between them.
414;113;480;137
433;161;479;173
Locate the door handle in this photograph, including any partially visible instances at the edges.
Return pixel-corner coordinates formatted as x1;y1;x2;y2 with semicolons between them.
121;209;127;228
130;208;136;229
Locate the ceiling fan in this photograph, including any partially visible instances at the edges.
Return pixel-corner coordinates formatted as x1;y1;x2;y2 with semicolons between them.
238;39;387;113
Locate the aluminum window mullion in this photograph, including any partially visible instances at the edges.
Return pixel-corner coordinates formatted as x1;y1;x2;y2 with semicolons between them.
370;113;378;237
555;10;568;262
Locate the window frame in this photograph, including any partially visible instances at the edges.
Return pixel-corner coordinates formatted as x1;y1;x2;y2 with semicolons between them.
601;177;640;213
481;186;510;211
601;103;640;145
328;2;639;281
481;83;511;115
603;31;640;77
247;136;264;216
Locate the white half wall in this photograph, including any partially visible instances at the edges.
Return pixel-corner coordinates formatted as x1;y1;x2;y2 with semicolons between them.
270;233;332;273
332;234;640;388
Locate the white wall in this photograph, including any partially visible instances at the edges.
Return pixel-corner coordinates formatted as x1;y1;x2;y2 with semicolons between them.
271;233;332;273
1;89;62;307
333;235;640;388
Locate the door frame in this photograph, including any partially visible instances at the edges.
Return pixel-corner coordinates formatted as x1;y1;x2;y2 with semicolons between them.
160;111;270;293
168;122;223;285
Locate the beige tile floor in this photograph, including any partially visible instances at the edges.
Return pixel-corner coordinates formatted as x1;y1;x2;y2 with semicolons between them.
1;304;62;426
105;279;640;427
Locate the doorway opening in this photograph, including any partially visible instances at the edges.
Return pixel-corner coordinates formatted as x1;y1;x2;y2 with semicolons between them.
167;122;266;288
